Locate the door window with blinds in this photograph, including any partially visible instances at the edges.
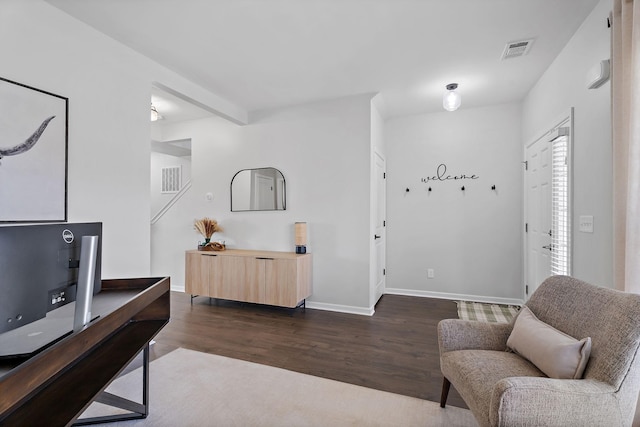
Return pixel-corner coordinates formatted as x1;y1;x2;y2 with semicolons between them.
550;127;571;276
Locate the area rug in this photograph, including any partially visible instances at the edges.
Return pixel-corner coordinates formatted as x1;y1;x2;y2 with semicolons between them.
457;301;520;323
79;347;476;426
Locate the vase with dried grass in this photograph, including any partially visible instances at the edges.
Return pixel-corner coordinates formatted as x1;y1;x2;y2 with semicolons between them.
194;217;225;251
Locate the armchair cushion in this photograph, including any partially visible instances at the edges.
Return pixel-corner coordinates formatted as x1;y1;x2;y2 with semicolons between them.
506;306;591;379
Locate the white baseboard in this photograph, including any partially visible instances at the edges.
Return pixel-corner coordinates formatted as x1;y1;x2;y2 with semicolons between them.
169;285;375;316
170;285;521;314
171;284;185;293
305;301;375;316
384;287;524;306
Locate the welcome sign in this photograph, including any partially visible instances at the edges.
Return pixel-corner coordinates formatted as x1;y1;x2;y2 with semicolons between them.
421;163;479;184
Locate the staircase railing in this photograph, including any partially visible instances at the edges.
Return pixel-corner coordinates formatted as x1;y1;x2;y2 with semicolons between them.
150;179;192;225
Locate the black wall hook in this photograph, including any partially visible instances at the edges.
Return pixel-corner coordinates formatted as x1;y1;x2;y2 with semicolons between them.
461;186;465;191
491;185;496;190
428;187;432;192
406;188;410;193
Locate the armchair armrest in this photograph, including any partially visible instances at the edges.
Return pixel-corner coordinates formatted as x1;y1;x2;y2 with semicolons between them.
490;377;621;426
437;319;513;353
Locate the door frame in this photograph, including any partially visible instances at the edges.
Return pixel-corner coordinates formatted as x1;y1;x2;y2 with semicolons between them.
371;150;386;307
523;108;574;299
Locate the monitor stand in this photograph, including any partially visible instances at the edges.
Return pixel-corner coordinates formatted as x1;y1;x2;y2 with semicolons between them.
74;236;99;332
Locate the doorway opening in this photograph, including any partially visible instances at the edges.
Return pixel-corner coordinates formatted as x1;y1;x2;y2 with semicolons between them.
149;84;215;283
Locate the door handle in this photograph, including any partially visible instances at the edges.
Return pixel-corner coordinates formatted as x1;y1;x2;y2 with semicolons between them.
374;234;381;240
542;245;552;250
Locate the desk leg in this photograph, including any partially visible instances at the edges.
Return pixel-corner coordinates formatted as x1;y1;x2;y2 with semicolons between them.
72;344;150;425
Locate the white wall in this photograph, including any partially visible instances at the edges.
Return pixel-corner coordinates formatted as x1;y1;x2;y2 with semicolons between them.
151;95;376;314
522;0;612;287
1;0;244;279
386;103;523;303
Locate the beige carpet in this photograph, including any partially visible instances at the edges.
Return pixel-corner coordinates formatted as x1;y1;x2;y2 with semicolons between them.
79;347;476;426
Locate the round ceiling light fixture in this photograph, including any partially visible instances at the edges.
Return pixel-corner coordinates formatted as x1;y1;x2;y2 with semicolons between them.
443;83;461;112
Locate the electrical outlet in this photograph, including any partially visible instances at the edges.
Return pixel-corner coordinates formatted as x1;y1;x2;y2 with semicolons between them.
427;269;435;279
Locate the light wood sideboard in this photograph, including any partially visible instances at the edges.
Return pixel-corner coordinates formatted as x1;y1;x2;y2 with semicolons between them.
185;249;312;308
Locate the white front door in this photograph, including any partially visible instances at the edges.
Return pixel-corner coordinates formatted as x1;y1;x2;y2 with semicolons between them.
373;152;386;304
525;138;552;298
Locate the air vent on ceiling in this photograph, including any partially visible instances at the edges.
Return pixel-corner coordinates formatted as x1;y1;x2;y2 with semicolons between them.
501;39;533;60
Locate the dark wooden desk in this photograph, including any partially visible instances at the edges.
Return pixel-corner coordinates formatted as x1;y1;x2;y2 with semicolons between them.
0;277;170;426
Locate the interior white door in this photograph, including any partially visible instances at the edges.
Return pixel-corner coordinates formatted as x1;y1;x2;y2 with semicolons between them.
373;152;386;304
525;138;552;298
254;174;275;210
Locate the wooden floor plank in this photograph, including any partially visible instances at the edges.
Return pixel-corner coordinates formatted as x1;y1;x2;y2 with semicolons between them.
150;291;466;408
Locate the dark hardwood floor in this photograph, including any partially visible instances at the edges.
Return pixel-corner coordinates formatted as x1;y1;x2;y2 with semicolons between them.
149;291;466;408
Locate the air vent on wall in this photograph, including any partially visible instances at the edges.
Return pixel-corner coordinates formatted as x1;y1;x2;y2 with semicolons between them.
501;39;533;60
161;166;181;194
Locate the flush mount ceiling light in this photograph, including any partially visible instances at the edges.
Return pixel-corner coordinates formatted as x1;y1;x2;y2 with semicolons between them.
150;104;159;122
443;83;461;112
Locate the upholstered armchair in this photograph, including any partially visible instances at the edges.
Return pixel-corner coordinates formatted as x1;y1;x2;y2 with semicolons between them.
438;275;640;426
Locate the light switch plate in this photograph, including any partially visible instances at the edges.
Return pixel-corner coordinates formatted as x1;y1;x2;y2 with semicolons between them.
579;215;594;233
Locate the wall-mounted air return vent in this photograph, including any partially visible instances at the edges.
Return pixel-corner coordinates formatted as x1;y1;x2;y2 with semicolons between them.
501;39;533;60
161;166;181;194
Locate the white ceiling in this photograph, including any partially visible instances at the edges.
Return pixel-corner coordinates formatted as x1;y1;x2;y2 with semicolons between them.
47;0;601;120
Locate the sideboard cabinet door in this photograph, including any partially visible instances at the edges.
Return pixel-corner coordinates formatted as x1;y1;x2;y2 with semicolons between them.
265;259;296;307
185;252;214;295
265;256;312;307
213;255;265;304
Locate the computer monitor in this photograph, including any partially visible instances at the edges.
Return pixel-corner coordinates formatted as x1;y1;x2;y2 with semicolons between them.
0;222;102;335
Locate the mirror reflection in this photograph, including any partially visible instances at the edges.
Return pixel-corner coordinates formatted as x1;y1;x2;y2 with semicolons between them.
231;167;286;212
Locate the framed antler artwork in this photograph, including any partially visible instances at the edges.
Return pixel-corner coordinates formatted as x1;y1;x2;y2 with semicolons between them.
0;77;68;222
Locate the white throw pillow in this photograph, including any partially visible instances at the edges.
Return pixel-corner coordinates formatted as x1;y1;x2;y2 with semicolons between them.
506;306;591;379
